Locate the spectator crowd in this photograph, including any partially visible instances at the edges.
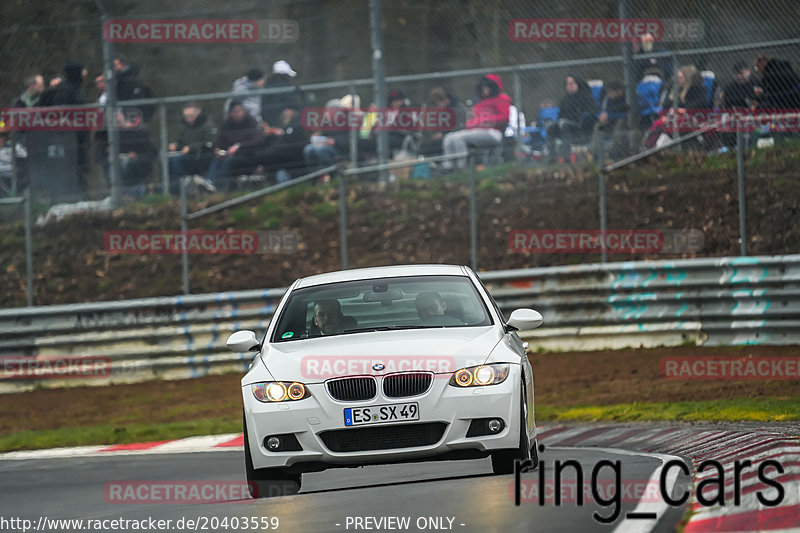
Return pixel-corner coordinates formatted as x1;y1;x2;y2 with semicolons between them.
4;37;800;200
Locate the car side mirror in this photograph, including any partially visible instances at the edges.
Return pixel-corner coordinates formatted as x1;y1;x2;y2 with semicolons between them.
226;330;261;352
506;308;543;331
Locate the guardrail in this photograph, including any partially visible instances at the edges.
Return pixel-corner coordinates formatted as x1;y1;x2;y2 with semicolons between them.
1;254;798;393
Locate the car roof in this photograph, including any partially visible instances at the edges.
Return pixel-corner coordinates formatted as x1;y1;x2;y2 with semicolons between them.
294;264;469;288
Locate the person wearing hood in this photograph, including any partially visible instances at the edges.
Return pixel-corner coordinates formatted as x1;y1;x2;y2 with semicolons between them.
37;61;86;107
114;56;155;121
442;74;511;169
225;68;266;123
546;74;598;163
168;102;218;193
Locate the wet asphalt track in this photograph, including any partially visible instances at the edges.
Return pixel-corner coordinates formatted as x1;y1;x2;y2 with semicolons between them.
0;446;690;533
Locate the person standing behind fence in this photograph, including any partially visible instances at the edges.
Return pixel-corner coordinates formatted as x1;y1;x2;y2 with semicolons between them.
12;74;45;108
753;54;800;109
545;74;597;164
224;68;266;124
721;61;760;148
9;74;44;190
441;74;510;169
37;61;90;192
113;56;155;122
633;33;674;85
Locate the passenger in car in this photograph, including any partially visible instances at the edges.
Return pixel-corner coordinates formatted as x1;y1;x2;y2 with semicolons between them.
415;292;464;326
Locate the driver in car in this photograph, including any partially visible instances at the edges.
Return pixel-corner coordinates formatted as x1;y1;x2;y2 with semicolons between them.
415;292;464;326
312;299;345;335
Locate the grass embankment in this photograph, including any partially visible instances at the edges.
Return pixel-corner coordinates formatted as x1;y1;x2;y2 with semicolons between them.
537;398;800;423
1;352;798;453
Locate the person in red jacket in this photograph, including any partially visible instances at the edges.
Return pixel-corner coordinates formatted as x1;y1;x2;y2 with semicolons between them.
442;74;511;169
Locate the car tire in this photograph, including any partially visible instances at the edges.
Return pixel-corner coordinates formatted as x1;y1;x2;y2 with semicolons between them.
243;413;301;498
490;383;533;475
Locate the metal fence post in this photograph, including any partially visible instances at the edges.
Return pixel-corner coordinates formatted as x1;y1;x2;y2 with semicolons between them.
512;70;523;161
598;165;608;264
10;134;19;197
338;168;349;270
369;0;389;181
24;188;34;306
470;154;478;270
98;2;121;208
158;104;170;195
349;84;359;166
737;129;747;256
180;177;190;294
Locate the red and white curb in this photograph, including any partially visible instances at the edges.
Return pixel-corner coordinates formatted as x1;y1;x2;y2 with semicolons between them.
0;433;243;460
540;425;800;533
2;424;798;531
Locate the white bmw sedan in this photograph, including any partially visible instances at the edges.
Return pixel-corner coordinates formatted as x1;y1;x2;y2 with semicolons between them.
227;264;543;497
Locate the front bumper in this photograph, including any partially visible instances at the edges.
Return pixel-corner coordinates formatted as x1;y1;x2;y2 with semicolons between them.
243;368;525;471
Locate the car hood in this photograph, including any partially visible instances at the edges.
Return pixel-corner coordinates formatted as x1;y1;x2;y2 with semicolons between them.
252;327;504;384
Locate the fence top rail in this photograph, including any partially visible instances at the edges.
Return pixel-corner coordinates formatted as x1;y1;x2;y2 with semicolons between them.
341;152;469;176
479;254;800;281
186;164;337;221
0;197;24;206
3;254;799;318
26;37;800;111
0;287;288;319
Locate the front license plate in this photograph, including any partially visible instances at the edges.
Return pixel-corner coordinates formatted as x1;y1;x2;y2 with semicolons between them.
344;402;419;427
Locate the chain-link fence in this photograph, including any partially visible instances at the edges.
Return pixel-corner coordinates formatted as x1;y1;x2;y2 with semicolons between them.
2;0;800;306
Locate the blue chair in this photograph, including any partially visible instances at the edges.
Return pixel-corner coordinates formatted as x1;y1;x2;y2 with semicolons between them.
588;79;605;109
701;70;717;107
637;75;664;125
523;106;560;150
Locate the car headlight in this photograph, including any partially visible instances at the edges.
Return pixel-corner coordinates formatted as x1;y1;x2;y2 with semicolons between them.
252;381;311;402
449;364;510;387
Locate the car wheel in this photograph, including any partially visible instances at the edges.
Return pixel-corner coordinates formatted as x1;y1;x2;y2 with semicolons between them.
243;413;301;498
490;383;532;475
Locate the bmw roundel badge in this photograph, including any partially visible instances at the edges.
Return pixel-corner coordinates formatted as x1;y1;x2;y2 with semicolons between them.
372;362;385;371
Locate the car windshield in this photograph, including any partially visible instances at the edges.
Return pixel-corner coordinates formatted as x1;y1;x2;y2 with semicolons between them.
271;275;493;342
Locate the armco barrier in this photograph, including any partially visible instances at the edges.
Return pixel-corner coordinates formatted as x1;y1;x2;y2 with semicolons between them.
1;255;799;393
